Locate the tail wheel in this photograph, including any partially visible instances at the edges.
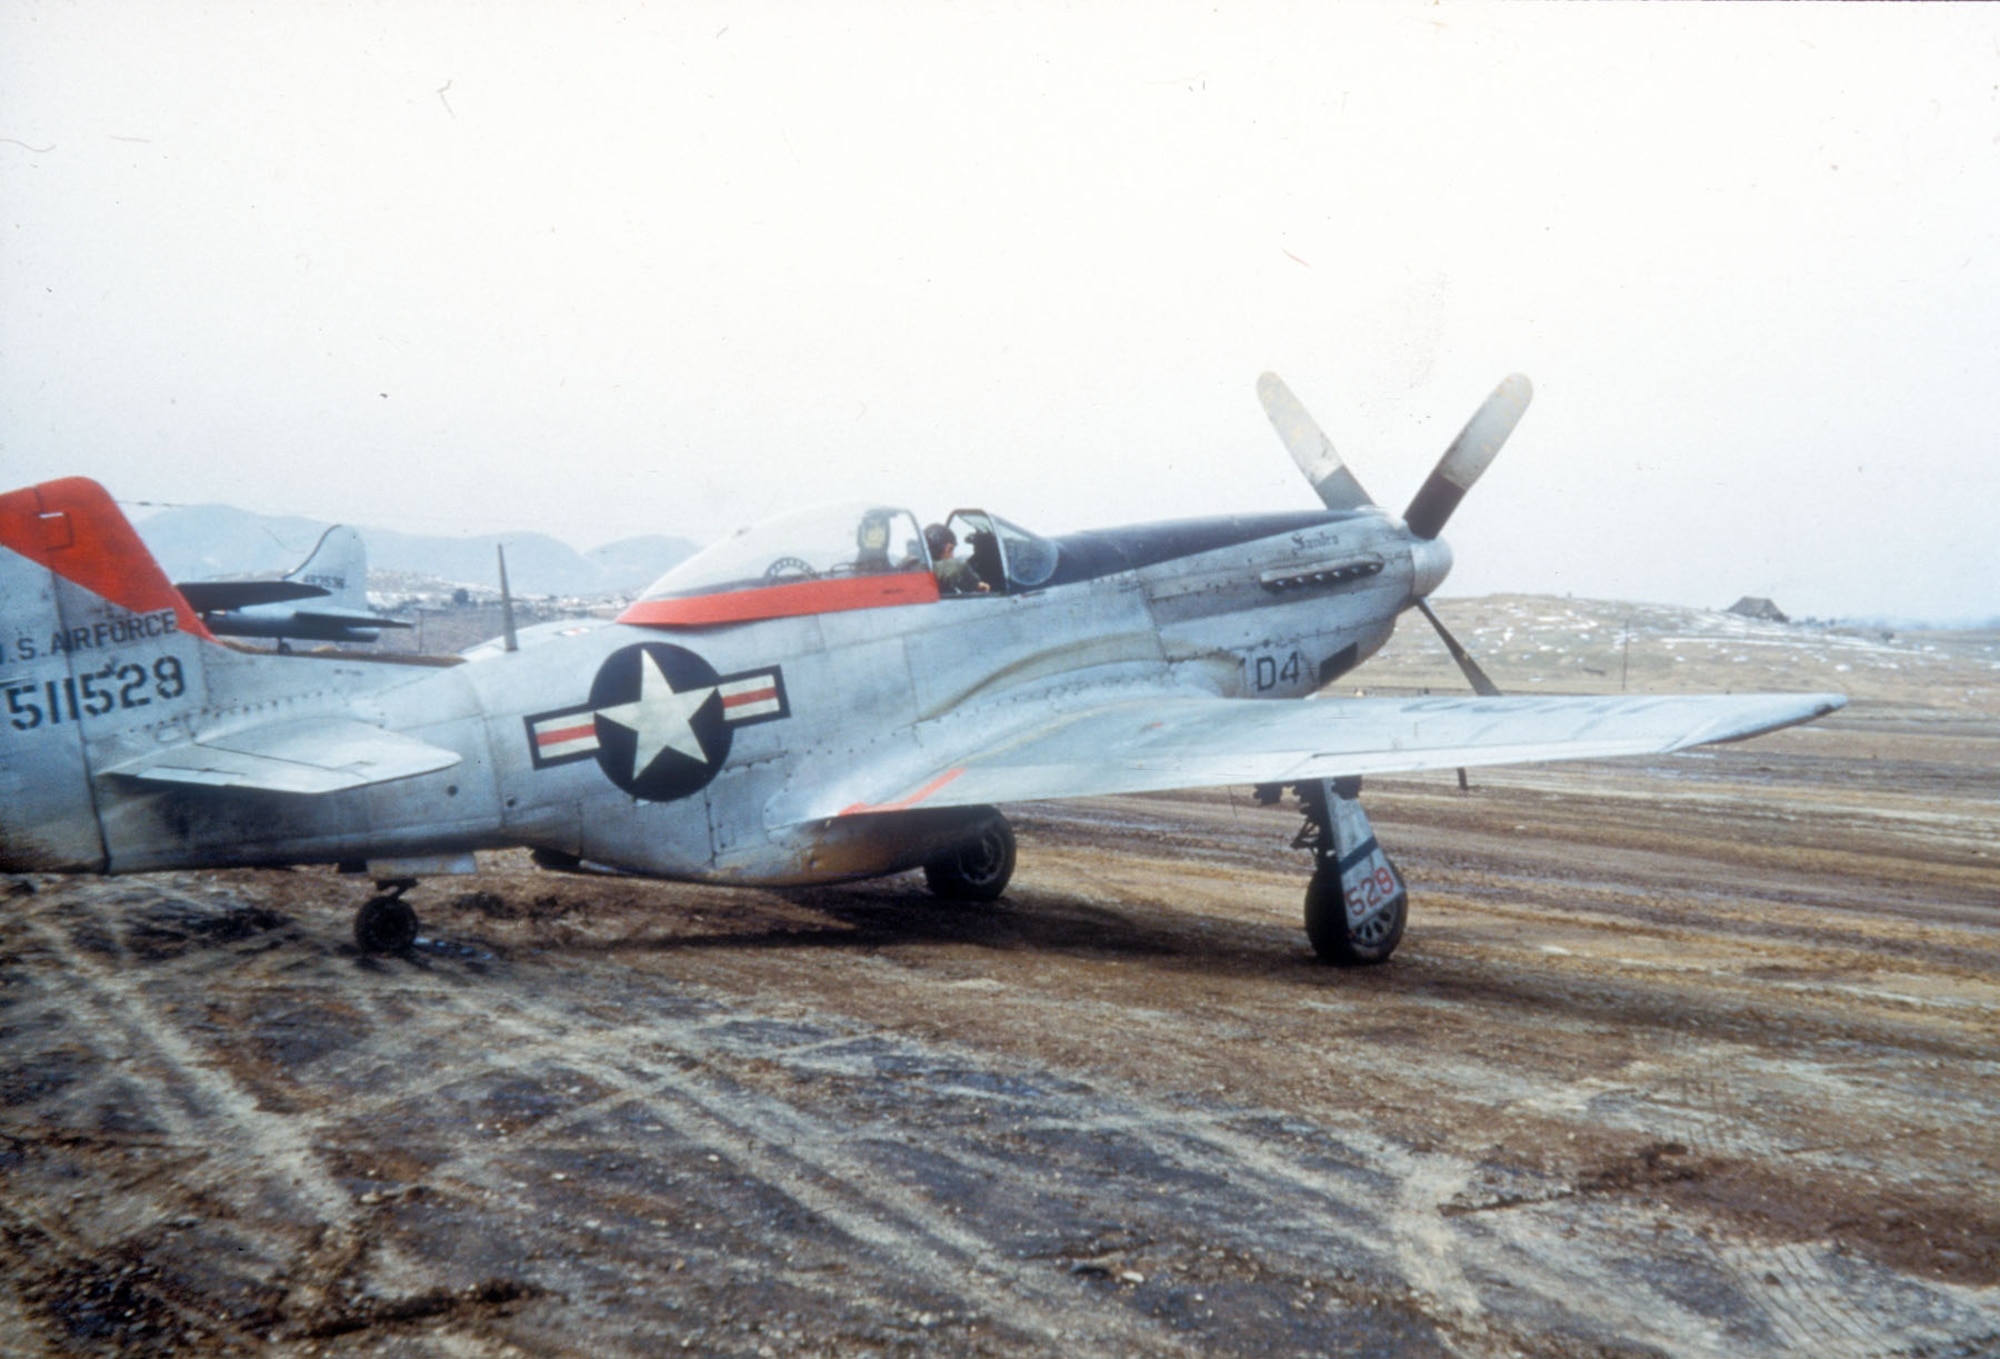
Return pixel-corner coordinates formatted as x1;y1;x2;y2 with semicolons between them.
354;894;419;953
923;813;1016;901
1304;865;1405;966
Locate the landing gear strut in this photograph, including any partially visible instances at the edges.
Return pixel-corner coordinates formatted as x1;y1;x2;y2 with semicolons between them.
354;879;420;953
1293;777;1408;966
923;809;1016;901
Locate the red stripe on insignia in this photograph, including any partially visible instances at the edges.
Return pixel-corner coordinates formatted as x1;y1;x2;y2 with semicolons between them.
721;685;776;709
536;720;596;747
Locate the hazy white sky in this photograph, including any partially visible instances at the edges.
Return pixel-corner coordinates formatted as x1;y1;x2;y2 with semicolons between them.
4;3;1997;619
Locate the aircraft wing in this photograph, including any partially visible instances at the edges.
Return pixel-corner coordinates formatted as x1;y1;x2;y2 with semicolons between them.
103;717;460;794
176;580;329;611
779;691;1844;824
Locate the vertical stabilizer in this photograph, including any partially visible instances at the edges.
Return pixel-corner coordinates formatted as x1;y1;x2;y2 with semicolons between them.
0;478;219;870
1;479;214;641
285;524;371;611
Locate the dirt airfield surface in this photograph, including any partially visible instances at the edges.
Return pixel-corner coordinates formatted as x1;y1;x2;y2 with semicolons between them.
2;602;1997;1358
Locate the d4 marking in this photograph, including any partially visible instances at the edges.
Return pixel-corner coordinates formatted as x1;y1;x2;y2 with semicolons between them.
1247;648;1312;696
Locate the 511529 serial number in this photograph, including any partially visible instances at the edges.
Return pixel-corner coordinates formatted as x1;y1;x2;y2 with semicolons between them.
5;657;187;731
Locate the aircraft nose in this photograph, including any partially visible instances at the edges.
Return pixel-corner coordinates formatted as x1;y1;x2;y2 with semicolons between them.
1410;535;1453;599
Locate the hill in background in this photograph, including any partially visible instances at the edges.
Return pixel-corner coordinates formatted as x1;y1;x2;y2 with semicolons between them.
1352;594;1999;717
135;503;699;598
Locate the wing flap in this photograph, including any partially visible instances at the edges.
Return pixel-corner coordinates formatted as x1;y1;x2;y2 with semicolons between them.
782;691;1844;823
105;717;460;794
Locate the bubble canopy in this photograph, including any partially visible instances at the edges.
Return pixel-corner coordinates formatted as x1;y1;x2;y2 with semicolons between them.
638;502;930;601
616;502;1059;628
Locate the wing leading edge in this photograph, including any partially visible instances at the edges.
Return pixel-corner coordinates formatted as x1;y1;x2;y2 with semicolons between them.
782;691;1844;824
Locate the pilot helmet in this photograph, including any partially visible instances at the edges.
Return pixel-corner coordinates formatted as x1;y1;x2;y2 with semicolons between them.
923;523;956;558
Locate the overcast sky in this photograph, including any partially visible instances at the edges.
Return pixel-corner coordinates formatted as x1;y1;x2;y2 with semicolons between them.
4;3;1997;620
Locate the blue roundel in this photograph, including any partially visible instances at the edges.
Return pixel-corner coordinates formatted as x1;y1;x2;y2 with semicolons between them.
587;643;732;801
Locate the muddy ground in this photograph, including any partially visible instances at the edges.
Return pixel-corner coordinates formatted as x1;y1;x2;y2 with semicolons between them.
2;608;1996;1357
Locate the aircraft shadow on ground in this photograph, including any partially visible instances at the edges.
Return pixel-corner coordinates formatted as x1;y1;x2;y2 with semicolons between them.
69;877;1884;1043
527;879;1309;974
467;882;1874;1040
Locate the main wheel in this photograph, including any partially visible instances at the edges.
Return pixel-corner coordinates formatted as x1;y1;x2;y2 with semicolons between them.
1304;865;1405;966
923;814;1016;901
354;895;419;953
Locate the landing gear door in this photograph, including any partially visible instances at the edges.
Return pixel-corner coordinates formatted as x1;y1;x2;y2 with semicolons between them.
1325;785;1407;935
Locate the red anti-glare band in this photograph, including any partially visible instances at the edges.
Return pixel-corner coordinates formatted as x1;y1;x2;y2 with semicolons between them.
617;571;940;628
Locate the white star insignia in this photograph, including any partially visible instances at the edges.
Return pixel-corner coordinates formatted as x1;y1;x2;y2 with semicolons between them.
595;651;717;782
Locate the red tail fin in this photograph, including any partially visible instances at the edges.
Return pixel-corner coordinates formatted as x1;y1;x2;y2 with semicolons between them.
0;478;214;641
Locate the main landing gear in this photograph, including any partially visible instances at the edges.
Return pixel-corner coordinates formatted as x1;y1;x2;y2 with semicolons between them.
923;809;1017;902
1285;777;1408;966
354;879;421;954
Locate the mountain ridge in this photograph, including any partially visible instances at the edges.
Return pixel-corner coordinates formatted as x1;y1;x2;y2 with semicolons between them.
135;503;700;597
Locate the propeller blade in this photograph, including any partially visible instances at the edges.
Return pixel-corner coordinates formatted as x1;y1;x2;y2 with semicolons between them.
1256;372;1374;512
1415;598;1502;697
1402;374;1532;541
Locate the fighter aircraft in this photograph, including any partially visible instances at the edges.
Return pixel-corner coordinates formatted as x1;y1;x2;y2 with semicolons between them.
0;373;1843;963
174;524;411;647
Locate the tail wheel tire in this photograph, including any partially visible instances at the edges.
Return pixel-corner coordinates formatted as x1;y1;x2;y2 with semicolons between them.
1304;866;1405;966
355;895;419;953
923;815;1016;901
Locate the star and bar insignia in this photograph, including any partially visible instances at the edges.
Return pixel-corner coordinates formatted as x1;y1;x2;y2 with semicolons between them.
524;642;788;802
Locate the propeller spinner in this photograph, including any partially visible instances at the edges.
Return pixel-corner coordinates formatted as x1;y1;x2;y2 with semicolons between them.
1258;370;1532;700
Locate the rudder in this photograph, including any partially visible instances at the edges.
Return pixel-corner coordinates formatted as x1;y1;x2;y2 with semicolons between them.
0;479;215;870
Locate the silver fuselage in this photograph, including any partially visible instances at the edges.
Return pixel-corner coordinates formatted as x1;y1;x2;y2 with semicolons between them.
5;506;1425;885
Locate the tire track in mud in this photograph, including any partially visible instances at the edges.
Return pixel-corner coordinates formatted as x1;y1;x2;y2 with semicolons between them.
316;963;1213;1353
1034;787;2000;1356
13;904;370;1238
1398;851;2000;1359
5;889;1994;1359
0;891;473;1346
1627;1028;1915;1358
281;954;1454;1354
4;681;1998;1359
306;942;1995;1359
350;987;1205;1357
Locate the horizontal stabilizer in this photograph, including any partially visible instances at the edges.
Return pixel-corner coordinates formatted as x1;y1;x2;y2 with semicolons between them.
104;717;460;794
778;690;1845;824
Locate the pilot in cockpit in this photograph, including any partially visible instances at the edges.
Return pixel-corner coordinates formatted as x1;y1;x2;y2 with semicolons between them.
855;511;894;573
924;523;989;594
